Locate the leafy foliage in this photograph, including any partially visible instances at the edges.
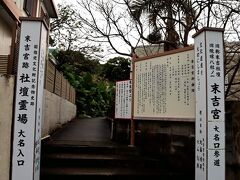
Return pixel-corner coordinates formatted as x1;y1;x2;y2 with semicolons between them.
53;50;101;74
52;50;129;118
50;3;132;118
50;3;82;50
129;0;197;50
101;57;131;82
75;73;114;117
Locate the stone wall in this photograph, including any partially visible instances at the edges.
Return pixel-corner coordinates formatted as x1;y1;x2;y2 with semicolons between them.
113;102;240;180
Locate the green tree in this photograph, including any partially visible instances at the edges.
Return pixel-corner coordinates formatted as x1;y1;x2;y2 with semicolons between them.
76;0;197;55
53;50;101;74
52;49;115;118
129;0;196;50
101;57;131;82
76;0;240;57
75;73;114;117
50;3;82;50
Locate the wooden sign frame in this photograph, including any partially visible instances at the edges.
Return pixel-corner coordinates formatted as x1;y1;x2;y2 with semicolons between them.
132;46;195;122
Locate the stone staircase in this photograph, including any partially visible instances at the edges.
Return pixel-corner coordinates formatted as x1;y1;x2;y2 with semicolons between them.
40;139;193;180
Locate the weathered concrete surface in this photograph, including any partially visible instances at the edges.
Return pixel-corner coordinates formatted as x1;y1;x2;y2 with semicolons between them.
0;75;14;180
42;90;76;137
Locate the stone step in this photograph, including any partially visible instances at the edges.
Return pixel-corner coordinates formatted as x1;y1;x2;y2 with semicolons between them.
40;166;188;180
41;152;168;168
40;140;194;180
41;142;139;156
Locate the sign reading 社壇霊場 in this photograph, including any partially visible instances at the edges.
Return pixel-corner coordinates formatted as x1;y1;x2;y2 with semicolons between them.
11;18;47;180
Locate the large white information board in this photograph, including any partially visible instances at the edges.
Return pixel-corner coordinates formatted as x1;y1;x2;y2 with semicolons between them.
194;28;225;180
115;80;132;119
133;47;195;120
11;19;47;180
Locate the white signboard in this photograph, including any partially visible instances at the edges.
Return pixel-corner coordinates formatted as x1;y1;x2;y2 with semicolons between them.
11;19;47;180
133;47;195;120
194;28;225;180
115;80;132;119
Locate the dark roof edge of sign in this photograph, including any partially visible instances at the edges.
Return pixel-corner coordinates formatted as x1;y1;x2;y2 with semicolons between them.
192;27;225;38
19;17;49;30
1;0;22;23
133;46;194;62
43;0;58;18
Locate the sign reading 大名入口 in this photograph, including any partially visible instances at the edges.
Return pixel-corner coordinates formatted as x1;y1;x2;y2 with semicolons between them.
11;19;47;180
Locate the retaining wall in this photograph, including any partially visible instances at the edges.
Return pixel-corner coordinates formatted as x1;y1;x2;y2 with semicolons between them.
0;76;76;180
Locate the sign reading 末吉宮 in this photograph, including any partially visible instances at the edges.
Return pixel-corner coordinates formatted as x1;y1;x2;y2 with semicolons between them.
194;28;225;180
133;47;195;120
115;80;132;119
11;19;47;180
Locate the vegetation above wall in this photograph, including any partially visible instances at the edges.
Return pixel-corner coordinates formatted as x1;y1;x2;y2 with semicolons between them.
52;50;130;118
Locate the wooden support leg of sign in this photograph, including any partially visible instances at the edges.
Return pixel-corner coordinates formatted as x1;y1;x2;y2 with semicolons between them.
129;55;135;147
129;118;135;147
